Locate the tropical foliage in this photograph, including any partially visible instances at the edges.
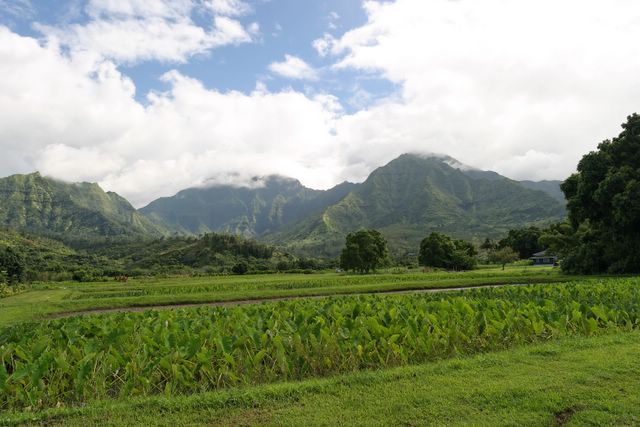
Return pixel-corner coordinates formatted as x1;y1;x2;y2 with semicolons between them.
1;279;638;410
553;113;640;273
418;232;476;270
339;229;388;273
498;226;543;259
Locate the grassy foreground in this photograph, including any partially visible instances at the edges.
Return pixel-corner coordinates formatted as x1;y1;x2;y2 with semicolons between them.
3;332;639;426
0;267;571;327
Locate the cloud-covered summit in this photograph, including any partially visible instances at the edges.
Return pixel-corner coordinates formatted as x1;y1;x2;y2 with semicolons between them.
1;0;639;207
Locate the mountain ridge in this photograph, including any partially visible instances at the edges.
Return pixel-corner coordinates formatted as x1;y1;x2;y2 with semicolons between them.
261;154;565;256
0;172;167;243
140;153;566;256
0;154;566;256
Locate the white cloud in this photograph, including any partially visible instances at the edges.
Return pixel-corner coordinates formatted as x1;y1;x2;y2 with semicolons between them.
36;0;255;64
0;28;340;206
204;0;251;16
84;0;193;19
37;144;125;182
312;33;335;57
269;54;318;80
0;0;34;18
324;0;640;182
3;0;640;209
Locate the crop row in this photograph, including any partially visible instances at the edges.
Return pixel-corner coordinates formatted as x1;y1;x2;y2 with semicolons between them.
63;269;562;301
1;279;639;410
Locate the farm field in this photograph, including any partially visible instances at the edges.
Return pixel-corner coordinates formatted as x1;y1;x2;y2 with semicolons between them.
0;267;572;327
3;332;639;426
1;270;640;425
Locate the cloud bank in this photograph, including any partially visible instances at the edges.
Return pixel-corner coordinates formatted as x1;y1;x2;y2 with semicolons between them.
1;0;640;207
36;0;255;63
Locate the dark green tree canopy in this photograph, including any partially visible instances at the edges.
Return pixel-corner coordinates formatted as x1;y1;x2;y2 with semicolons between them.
498;227;543;259
0;246;26;284
560;113;640;273
339;229;388;274
418;232;476;271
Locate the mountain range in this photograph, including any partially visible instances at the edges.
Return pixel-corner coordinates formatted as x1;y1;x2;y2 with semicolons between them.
0;154;566;256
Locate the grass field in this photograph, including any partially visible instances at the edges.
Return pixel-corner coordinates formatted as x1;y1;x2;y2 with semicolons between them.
1;267;638;426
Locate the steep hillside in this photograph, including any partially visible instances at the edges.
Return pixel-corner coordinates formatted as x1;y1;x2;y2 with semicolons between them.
519;180;565;203
134;154;567;257
140;176;355;237
0;227;118;281
263;154;566;256
0;172;167;241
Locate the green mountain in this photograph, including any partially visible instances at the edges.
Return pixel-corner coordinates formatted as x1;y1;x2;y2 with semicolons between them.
140;176;356;237
140;154;566;257
519;180;565;203
264;154;566;256
0;172;167;242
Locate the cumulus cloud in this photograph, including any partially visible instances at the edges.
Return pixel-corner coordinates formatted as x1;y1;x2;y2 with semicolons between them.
269;54;318;80
0;27;340;206
36;0;255;64
84;0;193;19
312;33;335;57
3;0;640;208
204;0;251;16
325;0;640;181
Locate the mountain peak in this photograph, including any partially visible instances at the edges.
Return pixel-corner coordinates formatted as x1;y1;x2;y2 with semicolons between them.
0;172;167;240
399;152;478;172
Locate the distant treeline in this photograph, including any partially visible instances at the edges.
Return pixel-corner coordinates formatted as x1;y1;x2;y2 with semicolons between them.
0;229;336;284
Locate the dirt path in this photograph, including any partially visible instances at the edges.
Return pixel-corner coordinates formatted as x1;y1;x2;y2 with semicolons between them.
48;282;534;319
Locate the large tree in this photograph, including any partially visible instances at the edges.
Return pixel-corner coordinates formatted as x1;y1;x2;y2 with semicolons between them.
419;232;476;270
339;229;388;274
488;247;519;270
559;113;640;273
0;247;26;284
498;227;543;259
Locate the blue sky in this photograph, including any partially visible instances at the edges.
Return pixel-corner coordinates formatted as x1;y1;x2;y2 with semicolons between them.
1;0;395;111
1;0;639;206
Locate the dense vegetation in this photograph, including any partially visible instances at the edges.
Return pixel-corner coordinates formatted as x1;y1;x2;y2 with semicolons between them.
497;226;544;259
141;176;356;237
0;228;332;284
546;114;640;273
1;278;637;411
6;333;637;426
339;229;389;273
419;232;477;270
264;154;566;257
0;172;167;242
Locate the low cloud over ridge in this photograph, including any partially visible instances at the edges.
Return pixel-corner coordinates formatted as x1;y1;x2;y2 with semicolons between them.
1;0;640;206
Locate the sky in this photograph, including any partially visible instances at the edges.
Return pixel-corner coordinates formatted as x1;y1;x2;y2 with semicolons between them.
1;0;640;207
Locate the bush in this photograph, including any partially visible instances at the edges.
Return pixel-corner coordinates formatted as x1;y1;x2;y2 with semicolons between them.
231;261;249;275
419;232;476;270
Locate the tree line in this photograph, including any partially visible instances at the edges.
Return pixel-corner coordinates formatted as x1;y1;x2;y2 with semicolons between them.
340;113;640;275
337;227;542;274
